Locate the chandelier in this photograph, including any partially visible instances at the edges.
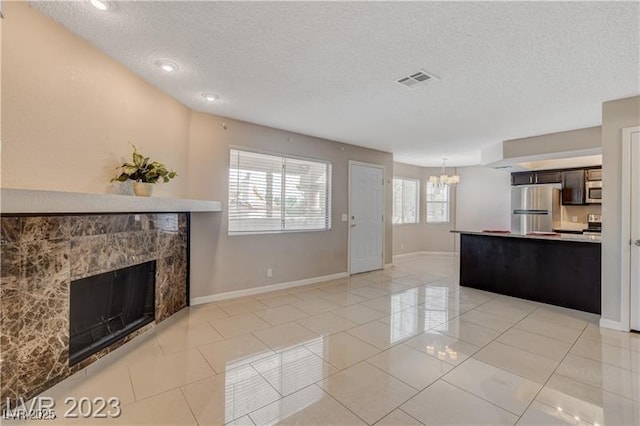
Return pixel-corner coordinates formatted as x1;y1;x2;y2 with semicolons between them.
428;158;460;186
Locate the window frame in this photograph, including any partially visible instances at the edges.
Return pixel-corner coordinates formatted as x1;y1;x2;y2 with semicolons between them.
425;182;450;224
392;177;420;225
228;147;332;236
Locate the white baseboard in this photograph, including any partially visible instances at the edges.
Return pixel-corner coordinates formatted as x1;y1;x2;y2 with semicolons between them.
190;272;349;306
599;318;630;332
393;251;456;262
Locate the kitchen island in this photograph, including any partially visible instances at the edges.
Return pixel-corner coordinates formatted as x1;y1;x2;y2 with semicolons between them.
453;230;601;314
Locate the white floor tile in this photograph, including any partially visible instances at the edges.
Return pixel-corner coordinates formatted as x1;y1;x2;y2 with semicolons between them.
367;344;453;390
128;349;215;400
401;380;518;425
319;362;416;424
515;317;583;344
473;341;559;384
517;401;581;425
304;331;380;370
537;374;640;426
297;312;358;336
376;409;424;425
249;384;366;425
439;318;502;347
198;334;274;374
252;322;320;351
332;304;387;324
254;305;309;326
181;365;281;425
497;328;573;362
251;346;338;396
404;331;480;366
210;313;271;339
555;354;640;402
443;358;542;415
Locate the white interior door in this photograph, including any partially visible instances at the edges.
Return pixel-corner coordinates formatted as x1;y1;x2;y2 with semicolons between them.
629;128;640;331
349;162;384;274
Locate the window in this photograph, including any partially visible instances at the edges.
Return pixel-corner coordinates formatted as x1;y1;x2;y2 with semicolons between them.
426;183;450;223
228;149;331;235
392;178;419;224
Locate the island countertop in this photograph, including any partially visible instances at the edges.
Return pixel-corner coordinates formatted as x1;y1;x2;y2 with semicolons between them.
451;229;601;244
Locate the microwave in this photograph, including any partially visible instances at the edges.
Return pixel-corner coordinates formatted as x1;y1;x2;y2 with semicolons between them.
586;168;602;181
585;180;602;204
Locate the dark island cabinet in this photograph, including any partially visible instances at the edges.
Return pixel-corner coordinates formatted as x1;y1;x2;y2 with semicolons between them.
459;233;601;314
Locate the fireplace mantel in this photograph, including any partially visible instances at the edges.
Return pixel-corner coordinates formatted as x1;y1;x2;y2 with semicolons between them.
0;188;221;214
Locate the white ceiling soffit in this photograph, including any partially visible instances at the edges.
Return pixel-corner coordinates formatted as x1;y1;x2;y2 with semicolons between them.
517;155;603;172
30;1;640;167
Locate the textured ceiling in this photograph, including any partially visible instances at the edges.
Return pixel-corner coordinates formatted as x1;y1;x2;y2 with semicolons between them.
31;1;640;166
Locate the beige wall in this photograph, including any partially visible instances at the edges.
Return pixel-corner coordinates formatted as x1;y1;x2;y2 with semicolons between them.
503;126;602;159
392;162;456;256
188;112;393;297
483;126;602;166
601;95;640;325
455;165;511;231
1;2;190;197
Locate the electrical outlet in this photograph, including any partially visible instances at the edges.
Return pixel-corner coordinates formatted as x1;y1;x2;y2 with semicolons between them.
572;216;578;223
341;213;348;222
266;268;273;278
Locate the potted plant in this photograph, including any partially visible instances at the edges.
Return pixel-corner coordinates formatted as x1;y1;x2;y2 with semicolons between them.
112;144;177;196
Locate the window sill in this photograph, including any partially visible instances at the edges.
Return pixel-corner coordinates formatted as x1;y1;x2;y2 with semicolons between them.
229;228;331;236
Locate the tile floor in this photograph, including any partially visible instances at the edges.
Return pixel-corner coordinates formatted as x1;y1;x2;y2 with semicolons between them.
11;255;640;425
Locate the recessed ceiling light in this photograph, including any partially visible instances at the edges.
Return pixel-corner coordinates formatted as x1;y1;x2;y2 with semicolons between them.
90;0;113;11
155;59;178;73
201;93;220;102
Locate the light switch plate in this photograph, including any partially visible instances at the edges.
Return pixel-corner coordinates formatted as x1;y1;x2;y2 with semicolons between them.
341;214;348;222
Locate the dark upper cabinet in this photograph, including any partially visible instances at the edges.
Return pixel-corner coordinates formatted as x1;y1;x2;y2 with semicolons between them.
535;170;562;184
511;171;562;185
562;170;585;205
511;172;534;185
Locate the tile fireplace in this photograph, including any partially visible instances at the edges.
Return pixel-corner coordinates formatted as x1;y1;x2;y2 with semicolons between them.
0;212;189;408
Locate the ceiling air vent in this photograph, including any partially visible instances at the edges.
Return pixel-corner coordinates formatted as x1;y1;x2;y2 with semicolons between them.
396;70;439;89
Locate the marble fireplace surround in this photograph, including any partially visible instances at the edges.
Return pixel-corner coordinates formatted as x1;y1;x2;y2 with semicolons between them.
0;211;190;408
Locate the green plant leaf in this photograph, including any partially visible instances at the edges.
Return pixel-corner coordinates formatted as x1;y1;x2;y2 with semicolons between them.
133;151;144;167
112;144;177;185
122;165;138;174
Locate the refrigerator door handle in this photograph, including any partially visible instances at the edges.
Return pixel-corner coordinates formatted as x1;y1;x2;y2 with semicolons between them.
513;209;549;215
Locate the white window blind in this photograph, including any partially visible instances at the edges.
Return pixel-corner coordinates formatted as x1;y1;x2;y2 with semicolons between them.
229;149;331;235
392;178;419;224
426;183;450;223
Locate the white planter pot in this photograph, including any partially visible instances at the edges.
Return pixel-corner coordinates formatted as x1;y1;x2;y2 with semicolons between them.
133;182;154;197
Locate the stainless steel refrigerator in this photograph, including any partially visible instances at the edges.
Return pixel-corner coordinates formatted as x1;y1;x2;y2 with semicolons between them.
511;184;561;234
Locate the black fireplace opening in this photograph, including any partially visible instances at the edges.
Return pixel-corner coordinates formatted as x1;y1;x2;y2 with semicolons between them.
69;261;156;366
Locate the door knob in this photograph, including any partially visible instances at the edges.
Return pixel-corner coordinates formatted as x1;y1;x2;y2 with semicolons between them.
351;223;357;227
635;239;640;247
